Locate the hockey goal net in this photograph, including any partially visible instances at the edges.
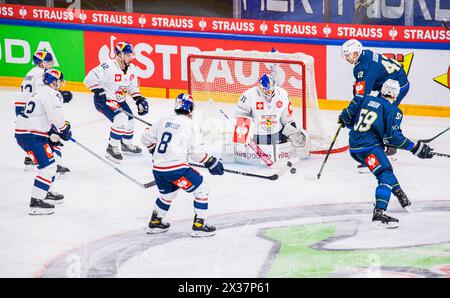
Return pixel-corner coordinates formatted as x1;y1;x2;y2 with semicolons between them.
187;50;348;155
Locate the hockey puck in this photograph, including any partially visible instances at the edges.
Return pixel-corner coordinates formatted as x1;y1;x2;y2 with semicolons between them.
287;161;293;167
290;167;297;174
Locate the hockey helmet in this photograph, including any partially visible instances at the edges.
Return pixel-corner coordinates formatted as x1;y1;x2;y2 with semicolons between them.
33;50;53;69
342;39;363;64
174;93;194;113
381;79;400;102
43;69;64;90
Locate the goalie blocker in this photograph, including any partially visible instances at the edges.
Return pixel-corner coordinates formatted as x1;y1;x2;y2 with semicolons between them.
223;116;309;167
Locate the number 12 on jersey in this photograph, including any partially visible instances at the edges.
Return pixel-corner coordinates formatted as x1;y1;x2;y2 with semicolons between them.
354;108;378;132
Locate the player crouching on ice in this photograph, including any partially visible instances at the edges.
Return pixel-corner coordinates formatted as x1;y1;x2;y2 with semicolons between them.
141;94;224;237
15;69;72;215
338;79;433;228
83;41;148;163
232;73;308;166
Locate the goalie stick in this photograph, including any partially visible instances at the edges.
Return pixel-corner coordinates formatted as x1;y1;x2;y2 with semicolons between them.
189;162;279;180
70;137;155;188
208;99;275;167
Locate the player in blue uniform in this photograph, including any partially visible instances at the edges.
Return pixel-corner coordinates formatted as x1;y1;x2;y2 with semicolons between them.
342;39;410;160
338;79;433;228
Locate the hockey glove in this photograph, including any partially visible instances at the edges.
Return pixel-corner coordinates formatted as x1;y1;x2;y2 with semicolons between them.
281;122;307;148
147;143;156;155
204;156;224;175
93;88;106;104
134;96;148;116
337;114;346;128
60;90;73;103
411;141;433;159
48;133;63;147
59;121;72;141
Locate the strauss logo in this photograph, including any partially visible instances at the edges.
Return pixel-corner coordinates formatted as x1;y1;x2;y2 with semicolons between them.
236;123;249;139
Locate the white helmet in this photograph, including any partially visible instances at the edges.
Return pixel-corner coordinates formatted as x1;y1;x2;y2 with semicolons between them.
342;39;363;56
381;79;400;101
342;39;363;64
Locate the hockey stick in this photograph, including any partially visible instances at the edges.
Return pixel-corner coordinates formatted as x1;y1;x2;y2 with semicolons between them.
419;127;449;143
317;125;343;180
208;99;275;167
432;152;450;158
116;108;153;127
189;163;279;180
70;137;156;188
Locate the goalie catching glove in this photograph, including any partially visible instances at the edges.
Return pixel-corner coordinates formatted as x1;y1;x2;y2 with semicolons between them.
282;122;307;148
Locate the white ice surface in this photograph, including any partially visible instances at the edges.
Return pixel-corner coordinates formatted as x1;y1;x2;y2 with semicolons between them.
0;87;449;277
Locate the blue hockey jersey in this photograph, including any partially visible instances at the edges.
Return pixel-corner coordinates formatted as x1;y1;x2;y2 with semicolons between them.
353;49;408;99
340;95;414;153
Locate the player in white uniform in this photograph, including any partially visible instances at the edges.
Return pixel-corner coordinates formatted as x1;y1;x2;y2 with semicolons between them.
141;93;224;237
15;50;72;175
83;42;148;163
234;73;307;166
15;69;72;215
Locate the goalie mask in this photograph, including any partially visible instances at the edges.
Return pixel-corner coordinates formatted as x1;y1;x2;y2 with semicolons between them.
259;74;275;102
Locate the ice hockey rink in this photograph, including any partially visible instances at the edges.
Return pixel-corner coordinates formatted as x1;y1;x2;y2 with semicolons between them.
0;86;449;278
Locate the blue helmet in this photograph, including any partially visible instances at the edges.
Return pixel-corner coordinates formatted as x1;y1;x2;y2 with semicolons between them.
174;93;194;113
115;41;134;56
33;50;53;66
259;74;275;100
43;69;64;88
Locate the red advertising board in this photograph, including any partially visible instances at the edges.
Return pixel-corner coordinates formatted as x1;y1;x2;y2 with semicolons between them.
84;32;327;99
1;4;448;43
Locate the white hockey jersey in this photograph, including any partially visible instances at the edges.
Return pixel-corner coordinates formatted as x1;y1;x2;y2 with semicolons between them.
15;66;45;109
235;86;294;136
15;84;66;137
141;114;209;172
83;59;141;102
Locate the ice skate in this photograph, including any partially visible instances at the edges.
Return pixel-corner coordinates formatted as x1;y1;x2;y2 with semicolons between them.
147;211;170;234
393;188;411;212
105;144;123;163
372;208;399;229
191;215;216;238
121;141;143;155
44;191;64;205
56;164;70;177
24;156;35;171
29;198;55;215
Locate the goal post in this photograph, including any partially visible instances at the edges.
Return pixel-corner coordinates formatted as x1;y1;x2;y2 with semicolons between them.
186;49;348;155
